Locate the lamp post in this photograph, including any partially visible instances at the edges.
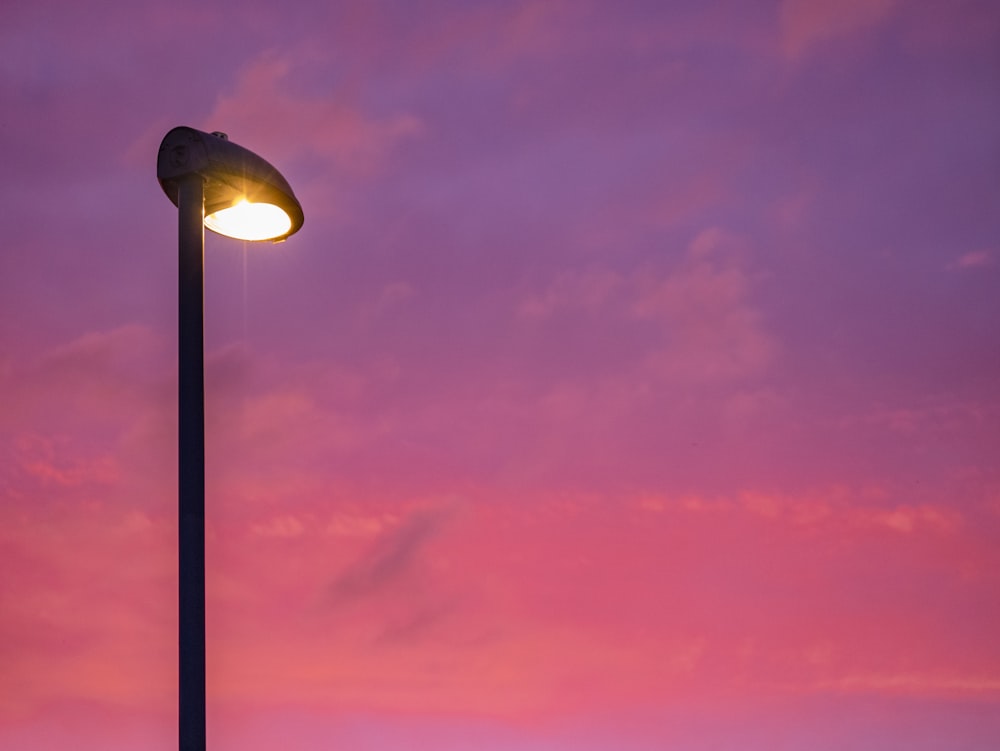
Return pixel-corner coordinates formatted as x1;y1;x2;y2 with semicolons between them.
157;126;304;751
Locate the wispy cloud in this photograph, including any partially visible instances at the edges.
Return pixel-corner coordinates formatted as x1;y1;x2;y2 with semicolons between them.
328;505;452;603
205;52;423;176
779;0;900;59
518;227;776;383
951;250;994;270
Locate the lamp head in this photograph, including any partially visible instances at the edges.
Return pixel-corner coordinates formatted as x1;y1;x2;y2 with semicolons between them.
157;126;304;242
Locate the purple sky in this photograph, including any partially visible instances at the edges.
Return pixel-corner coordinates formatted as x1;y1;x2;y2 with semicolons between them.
2;1;999;749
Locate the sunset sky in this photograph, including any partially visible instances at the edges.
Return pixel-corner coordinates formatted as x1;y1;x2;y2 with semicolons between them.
2;1;999;748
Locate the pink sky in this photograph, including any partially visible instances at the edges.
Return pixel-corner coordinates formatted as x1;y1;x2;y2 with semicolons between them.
2;0;999;748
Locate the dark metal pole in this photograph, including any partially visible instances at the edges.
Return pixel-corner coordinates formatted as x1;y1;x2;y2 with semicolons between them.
177;176;206;751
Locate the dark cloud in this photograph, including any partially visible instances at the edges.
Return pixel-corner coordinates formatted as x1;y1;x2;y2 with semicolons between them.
328;505;451;603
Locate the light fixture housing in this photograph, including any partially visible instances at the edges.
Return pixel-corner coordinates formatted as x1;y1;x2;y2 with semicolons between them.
157;126;304;242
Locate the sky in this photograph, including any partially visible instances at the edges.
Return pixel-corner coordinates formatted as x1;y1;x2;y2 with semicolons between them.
1;0;999;748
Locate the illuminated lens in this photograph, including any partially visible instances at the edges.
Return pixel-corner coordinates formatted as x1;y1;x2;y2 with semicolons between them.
204;200;293;241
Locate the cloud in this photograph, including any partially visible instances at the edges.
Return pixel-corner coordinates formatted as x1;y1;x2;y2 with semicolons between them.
752;492;963;535
325;511;395;539
640;486;965;538
204;52;422;176
951;250;994;270
518;227;776;383
855;504;962;534
250;514;307;539
17;444;120;488
517;268;623;318
779;0;900;59
359;281;417;322
0;497;173;715
633;229;776;381
0;324;173;514
0;325;169;433
815;671;1000;695
328;505;451;603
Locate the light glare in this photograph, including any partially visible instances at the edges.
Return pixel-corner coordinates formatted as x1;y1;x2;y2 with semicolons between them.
204;200;293;241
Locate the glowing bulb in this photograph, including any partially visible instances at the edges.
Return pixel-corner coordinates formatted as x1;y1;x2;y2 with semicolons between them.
204;200;293;242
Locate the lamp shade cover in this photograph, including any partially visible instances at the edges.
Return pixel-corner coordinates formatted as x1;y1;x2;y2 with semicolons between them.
157;126;304;242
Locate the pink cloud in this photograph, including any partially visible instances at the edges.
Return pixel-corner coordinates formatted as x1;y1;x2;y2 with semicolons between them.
204;53;422;176
6;311;992;728
517;268;623;318
633;230;776;381
3;3;998;747
520;228;776;383
15;435;120;488
0;500;174;716
952;249;994;269
172;484;1000;717
779;0;900;59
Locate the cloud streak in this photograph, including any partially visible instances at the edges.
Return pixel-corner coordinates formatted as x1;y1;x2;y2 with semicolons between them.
1;1;999;749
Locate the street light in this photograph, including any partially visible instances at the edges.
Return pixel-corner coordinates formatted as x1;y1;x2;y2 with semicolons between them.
157;126;303;751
